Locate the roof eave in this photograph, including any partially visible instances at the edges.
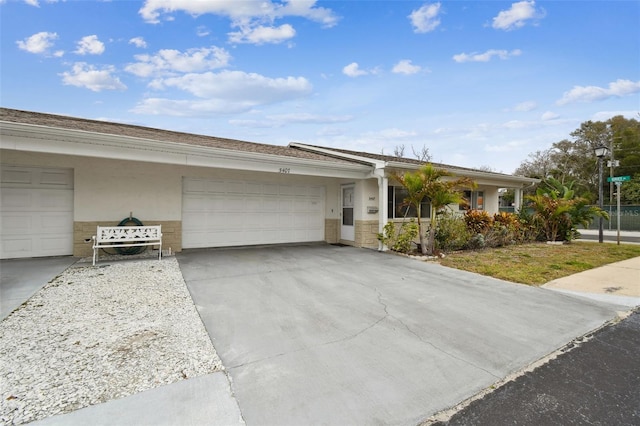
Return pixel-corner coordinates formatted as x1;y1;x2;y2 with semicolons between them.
0;121;372;179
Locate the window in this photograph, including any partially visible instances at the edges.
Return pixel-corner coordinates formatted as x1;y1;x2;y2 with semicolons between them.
388;186;430;219
459;190;484;210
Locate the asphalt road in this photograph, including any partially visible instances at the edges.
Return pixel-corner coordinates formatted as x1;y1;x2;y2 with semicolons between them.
430;310;640;426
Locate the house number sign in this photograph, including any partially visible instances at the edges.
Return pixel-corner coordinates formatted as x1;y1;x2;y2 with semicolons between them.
279;168;291;174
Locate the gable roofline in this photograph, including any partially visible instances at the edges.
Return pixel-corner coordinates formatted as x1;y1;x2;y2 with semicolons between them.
0;108;371;179
290;142;540;186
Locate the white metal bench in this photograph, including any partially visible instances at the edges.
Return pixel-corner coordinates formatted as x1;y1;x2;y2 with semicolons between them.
92;225;162;265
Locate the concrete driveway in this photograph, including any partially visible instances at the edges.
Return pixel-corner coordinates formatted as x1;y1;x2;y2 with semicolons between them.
177;244;627;426
1;256;78;320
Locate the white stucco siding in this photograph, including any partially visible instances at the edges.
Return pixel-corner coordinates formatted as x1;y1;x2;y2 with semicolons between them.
73;159;182;221
0;149;343;225
360;178;380;221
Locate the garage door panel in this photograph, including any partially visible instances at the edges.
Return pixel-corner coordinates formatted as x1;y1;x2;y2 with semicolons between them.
263;199;279;211
279;185;293;196
2;169;33;185
1;190;32;211
40;171;73;186
1;166;73;258
2;237;33;257
206;180;225;193
39;190;73;210
1;215;32;234
226;181;245;194
183;178;324;249
40;235;71;252
184;179;206;193
263;184;278;195
40;213;73;234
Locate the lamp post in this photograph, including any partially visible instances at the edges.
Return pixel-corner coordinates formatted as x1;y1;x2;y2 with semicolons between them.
594;145;609;243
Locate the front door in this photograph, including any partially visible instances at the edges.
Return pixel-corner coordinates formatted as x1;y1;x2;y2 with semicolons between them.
341;185;355;241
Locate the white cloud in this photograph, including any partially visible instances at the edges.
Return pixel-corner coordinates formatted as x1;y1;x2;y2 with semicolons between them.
343;62;369;77
492;1;544;31
541;111;559;120
392;59;422;75
363;128;418;140
134;70;312;114
591;110;640;121
229;113;352;128
453;49;521;63
125;46;231;77
228;24;295;45
140;0;337;24
74;35;105;55
513;101;537;112
267;113;353;124
485;140;525;153
409;2;441;33
24;0;39;6
557;79;640;105
16;31;58;54
138;0;338;46
60;62;126;92
129;37;147;48
196;26;210;37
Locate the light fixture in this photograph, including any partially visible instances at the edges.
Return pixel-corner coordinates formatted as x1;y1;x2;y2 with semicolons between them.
594;145;609;158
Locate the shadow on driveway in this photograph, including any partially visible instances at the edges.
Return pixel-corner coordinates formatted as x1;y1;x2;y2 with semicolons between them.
177;244;628;426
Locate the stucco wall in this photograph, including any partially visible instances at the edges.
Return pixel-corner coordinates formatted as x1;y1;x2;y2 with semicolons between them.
1;150;344;253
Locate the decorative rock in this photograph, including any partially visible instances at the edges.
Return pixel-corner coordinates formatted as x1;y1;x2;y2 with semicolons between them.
0;258;222;425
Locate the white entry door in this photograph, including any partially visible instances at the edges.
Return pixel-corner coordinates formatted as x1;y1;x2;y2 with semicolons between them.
341;185;355;241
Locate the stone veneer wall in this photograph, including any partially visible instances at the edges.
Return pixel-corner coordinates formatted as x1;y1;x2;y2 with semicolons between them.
74;221;182;257
324;219;339;244
354;220;380;249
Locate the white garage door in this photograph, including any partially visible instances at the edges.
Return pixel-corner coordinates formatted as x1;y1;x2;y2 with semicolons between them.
1;166;74;259
182;178;325;249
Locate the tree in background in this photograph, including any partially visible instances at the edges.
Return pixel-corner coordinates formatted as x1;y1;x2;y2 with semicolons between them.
515;116;640;204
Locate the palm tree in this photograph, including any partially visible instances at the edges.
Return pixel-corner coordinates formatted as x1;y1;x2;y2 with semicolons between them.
526;177;608;241
390;164;475;255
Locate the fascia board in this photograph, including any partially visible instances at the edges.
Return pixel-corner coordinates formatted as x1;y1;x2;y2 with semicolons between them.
0;121;371;179
386;161;540;187
289;142;386;168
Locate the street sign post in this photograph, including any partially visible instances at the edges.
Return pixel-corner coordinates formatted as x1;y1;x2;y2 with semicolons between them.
604;176;632;244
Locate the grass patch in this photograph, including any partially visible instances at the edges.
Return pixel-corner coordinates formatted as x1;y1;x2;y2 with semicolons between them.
438;242;640;286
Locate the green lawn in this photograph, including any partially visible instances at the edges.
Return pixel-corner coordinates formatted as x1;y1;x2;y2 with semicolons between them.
438;242;640;286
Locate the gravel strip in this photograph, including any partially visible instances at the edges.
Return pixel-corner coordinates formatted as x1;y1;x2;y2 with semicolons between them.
0;257;223;425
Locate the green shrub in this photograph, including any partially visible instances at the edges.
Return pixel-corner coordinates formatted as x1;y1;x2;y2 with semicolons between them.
435;213;471;252
377;220;419;254
464;210;493;234
467;233;486;249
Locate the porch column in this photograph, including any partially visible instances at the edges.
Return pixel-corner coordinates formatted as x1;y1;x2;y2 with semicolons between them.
514;187;522;213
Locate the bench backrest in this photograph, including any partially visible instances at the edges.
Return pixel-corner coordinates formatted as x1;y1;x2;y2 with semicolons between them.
96;225;162;242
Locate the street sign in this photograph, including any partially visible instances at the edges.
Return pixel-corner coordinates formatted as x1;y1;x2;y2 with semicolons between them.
607;175;631;182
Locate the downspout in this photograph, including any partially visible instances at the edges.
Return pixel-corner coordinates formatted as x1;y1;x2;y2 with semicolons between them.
372;167;388;251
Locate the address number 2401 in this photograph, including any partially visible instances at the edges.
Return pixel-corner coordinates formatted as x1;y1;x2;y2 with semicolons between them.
279;168;291;174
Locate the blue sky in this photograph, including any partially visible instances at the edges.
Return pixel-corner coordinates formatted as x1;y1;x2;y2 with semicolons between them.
1;0;639;173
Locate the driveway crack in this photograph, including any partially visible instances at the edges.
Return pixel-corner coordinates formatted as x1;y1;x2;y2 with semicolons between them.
228;289;390;370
